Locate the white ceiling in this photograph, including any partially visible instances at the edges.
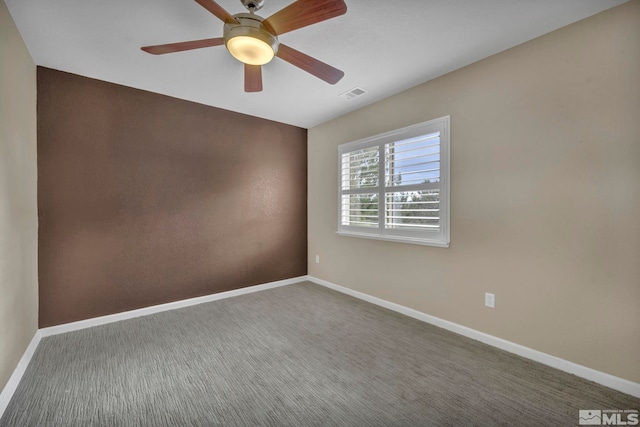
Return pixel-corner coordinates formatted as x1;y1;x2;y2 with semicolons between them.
6;0;627;128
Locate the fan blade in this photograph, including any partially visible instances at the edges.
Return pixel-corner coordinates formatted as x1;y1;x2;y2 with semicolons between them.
194;0;238;24
263;0;347;35
276;44;344;85
245;64;263;92
141;37;225;55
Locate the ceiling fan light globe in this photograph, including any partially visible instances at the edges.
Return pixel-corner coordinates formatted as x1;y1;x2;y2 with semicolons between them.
227;36;274;65
224;15;279;66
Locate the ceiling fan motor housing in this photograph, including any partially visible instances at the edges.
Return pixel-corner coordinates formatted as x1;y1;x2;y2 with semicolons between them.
240;0;265;12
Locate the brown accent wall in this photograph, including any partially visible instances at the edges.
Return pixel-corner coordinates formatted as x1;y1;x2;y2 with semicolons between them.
37;67;307;327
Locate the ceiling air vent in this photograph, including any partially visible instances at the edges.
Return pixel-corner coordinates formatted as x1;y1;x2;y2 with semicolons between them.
340;87;367;100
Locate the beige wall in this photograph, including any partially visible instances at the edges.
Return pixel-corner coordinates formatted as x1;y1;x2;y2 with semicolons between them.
0;0;38;391
309;0;640;383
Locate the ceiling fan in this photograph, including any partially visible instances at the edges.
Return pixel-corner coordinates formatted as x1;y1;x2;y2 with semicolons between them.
141;0;347;92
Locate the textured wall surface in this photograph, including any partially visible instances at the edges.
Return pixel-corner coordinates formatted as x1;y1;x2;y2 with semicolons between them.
37;68;307;327
308;1;640;383
0;0;38;392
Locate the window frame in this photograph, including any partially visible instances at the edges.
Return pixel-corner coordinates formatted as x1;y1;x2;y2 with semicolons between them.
337;116;450;248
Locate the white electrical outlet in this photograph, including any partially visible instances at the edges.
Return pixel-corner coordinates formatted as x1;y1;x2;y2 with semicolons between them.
485;293;495;308
315;255;320;264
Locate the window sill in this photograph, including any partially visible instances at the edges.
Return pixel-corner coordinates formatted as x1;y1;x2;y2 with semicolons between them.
336;231;449;248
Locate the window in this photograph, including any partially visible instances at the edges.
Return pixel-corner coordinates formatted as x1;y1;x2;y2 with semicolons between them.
338;116;450;247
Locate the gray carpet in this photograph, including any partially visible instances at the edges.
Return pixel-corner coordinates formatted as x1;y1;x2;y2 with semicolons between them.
1;281;638;426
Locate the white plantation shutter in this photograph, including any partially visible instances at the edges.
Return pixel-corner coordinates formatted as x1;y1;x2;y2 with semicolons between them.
338;116;450;247
340;146;379;228
384;132;441;232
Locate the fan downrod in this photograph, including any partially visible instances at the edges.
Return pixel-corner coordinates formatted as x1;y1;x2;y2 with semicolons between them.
240;0;264;12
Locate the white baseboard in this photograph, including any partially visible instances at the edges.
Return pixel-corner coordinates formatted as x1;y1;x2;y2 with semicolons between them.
0;330;42;419
307;276;640;399
40;276;306;337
